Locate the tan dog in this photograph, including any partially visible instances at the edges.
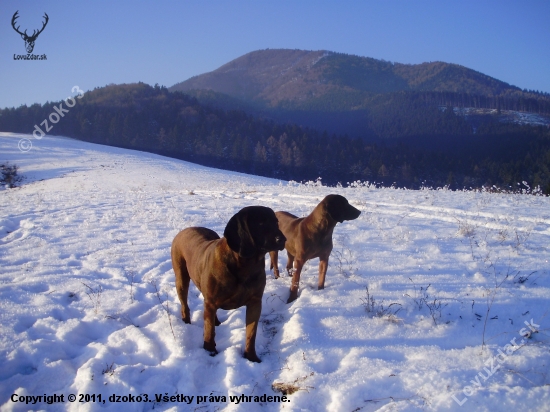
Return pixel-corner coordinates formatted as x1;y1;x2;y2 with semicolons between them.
269;194;361;303
171;206;286;363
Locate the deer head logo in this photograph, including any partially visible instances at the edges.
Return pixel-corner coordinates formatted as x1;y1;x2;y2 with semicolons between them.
11;11;49;54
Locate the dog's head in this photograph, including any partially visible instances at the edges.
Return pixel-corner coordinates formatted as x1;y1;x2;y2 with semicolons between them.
322;194;361;223
224;206;286;258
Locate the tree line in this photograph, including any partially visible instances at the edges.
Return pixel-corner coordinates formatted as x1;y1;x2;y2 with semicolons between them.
1;82;548;193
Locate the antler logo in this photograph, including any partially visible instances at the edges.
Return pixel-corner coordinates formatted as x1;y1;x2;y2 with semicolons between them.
11;11;49;54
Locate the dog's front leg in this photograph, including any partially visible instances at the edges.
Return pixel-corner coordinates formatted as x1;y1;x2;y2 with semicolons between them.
203;301;218;356
243;299;262;363
318;254;330;290
286;252;295;276
269;251;280;278
287;259;304;303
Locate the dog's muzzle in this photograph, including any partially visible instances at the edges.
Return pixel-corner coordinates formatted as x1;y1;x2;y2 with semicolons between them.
347;206;361;221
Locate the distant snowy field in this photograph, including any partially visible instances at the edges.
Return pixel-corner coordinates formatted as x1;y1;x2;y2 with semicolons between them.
1;132;549;411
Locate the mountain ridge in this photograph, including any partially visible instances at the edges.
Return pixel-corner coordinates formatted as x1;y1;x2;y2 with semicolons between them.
169;49;550;138
170;49;535;110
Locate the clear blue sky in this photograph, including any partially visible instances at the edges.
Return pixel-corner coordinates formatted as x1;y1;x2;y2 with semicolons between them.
1;0;549;109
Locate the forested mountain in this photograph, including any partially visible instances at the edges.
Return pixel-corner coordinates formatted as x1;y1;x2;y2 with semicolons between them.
1;82;549;193
170;49;550;138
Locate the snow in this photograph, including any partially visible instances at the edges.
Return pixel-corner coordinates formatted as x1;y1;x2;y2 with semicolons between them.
454;107;550;127
1;132;549;411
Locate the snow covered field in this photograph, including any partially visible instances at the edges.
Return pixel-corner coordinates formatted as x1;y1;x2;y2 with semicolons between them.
1;132;549;411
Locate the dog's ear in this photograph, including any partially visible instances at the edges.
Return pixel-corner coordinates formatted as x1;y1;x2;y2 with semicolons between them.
324;195;346;223
325;195;360;223
224;208;257;258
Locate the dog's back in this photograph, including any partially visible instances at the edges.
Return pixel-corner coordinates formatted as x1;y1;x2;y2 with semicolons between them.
275;211;302;237
172;227;220;257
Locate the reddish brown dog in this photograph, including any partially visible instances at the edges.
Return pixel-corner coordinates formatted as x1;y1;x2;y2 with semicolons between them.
171;206;285;363
269;194;361;303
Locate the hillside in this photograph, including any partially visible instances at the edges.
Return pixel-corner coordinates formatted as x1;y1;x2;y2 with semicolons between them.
1;133;549;411
170;49;550;137
1;82;550;192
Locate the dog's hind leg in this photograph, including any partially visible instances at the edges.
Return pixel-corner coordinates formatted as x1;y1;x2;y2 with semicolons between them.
173;257;191;324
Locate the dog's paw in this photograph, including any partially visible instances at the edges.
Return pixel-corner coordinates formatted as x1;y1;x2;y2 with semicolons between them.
181;310;191;324
203;341;218;356
286;292;298;304
244;352;261;363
